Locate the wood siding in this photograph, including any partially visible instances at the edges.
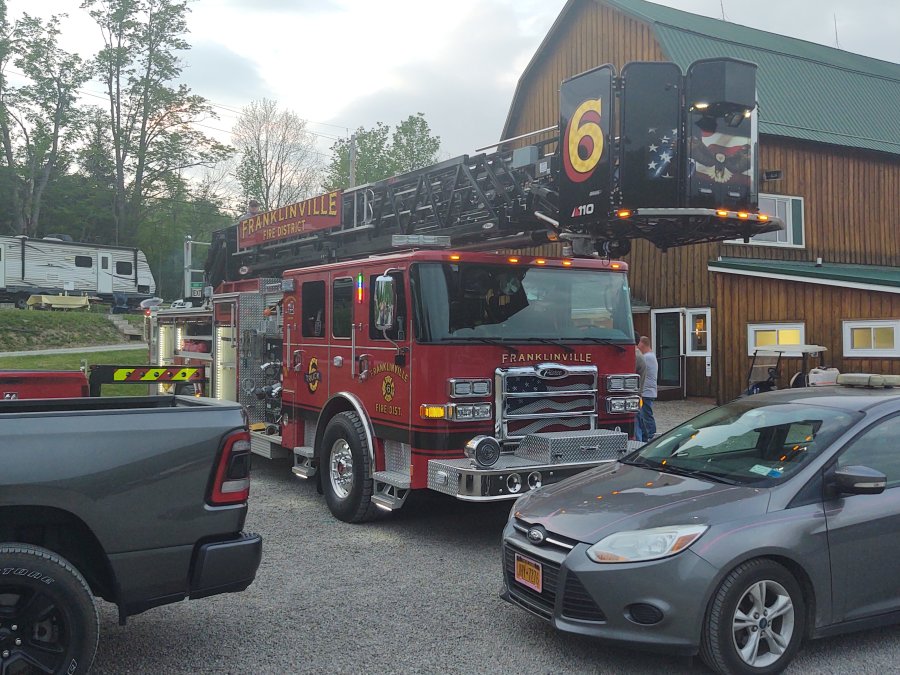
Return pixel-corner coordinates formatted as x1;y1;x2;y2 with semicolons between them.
503;0;900;402
714;275;900;402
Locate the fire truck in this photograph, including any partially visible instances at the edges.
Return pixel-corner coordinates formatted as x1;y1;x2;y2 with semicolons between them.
152;58;779;522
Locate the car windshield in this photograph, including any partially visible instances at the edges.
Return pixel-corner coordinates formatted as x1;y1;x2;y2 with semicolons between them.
411;262;634;343
625;399;862;485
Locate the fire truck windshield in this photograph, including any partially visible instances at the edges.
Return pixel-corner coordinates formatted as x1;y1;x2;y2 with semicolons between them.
411;262;634;344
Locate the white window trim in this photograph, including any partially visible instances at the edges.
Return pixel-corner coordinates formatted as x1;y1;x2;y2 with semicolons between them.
747;322;806;356
727;194;805;249
842;319;900;358
685;307;711;357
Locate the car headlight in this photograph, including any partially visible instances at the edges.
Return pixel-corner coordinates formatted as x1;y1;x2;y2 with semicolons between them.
585;524;707;563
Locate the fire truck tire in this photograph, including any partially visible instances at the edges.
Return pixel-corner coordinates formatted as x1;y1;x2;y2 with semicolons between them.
319;411;379;523
0;543;100;674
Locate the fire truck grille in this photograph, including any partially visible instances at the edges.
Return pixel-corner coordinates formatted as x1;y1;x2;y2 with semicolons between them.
497;364;598;442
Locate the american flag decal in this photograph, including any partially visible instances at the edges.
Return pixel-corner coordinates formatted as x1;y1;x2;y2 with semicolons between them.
646;128;678;180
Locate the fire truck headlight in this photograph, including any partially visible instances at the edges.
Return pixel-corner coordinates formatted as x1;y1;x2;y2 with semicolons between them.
464;435;501;467
449;379;492;398
472;404;492;419
607;396;642;413
445;403;493;421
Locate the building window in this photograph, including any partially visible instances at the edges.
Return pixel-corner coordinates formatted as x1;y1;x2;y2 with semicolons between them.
116;261;133;276
332;278;353;338
747;322;805;355
843;320;900;358
729;194;804;247
75;255;93;268
685;308;711;357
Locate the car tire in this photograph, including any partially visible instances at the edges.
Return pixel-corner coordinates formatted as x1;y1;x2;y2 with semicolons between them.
14;295;28;310
319;411;378;523
701;558;805;675
0;543;99;674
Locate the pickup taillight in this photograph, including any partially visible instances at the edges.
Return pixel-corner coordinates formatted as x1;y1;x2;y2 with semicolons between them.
209;430;251;506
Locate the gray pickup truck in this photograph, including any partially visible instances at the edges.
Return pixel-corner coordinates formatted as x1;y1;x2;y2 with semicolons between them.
0;395;262;674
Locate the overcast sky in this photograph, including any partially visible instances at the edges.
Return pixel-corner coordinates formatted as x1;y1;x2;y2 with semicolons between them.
6;0;900;162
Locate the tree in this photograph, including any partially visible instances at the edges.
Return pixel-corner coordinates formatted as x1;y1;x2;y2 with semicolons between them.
83;0;231;245
232;99;321;210
323;113;440;190
0;10;90;236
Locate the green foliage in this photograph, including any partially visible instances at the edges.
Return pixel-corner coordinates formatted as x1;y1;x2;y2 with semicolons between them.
0;11;91;236
323;113;441;190
82;0;233;245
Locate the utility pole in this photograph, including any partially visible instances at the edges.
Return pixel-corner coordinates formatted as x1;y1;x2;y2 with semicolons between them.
349;133;358;188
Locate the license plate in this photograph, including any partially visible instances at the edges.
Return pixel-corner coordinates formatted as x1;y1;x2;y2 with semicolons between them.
514;552;543;593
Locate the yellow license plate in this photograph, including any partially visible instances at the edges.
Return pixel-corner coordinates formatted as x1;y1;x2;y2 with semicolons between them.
514;553;543;593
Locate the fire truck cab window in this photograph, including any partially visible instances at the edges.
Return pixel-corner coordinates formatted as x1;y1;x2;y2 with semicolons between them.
301;281;326;338
369;273;406;340
332;278;353;338
411;262;634;344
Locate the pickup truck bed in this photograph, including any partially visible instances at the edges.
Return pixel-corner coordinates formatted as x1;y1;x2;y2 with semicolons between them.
1;395;261;673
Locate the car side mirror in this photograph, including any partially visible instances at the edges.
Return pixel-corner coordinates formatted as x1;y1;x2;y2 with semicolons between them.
831;465;887;496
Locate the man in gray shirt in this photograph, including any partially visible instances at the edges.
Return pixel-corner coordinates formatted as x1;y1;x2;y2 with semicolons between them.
637;336;658;440
634;340;646;441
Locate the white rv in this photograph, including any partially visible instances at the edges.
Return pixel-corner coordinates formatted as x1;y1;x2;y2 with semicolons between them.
0;235;156;308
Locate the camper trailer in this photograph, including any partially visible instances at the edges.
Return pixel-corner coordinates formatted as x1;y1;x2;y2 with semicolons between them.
0;235;156;308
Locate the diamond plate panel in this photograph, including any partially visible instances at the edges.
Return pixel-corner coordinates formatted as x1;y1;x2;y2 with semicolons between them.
384;440;411;475
304;421;317;448
515;430;627;464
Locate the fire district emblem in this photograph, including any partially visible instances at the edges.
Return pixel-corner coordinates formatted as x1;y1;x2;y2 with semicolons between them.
305;357;321;393
381;375;395;402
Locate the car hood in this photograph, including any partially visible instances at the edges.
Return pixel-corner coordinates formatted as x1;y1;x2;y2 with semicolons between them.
514;462;770;544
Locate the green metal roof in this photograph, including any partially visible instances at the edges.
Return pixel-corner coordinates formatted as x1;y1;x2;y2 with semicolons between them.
603;0;900;156
709;257;900;291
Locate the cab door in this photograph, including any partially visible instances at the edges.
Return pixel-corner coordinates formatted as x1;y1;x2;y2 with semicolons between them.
285;276;330;426
826;413;900;622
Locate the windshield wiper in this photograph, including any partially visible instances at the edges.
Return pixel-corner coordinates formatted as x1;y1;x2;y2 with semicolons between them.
515;338;574;353
652;464;739;485
618;458;660;469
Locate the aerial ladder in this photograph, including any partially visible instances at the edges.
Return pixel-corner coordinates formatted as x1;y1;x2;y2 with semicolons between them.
205;57;779;287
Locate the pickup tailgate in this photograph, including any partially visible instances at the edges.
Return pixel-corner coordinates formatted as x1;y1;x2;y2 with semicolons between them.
0;395;261;615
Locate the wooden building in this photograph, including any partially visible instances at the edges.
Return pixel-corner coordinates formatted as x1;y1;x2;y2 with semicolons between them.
502;0;900;402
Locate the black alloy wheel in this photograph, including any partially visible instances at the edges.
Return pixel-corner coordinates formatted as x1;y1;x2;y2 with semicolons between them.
0;545;99;675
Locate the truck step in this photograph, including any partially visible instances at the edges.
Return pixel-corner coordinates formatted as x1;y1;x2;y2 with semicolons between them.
372;470;411;489
292;448;317;479
294;445;315;458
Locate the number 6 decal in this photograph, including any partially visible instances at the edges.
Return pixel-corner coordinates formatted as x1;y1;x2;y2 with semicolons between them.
563;98;604;183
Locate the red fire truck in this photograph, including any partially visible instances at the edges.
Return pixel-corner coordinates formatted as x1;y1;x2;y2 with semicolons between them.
152;58;779;521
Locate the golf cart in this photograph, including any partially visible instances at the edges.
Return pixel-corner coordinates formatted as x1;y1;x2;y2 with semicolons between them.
745;344;838;395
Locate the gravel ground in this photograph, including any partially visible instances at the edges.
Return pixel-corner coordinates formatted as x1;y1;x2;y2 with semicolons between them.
89;400;900;674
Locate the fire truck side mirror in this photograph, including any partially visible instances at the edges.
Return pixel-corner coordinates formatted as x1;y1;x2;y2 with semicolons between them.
374;275;396;331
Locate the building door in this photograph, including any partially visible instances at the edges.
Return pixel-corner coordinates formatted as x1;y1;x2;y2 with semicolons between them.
651;309;683;393
98;252;113;294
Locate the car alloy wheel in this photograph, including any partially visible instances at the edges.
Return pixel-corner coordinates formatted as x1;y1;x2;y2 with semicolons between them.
328;438;354;500
731;579;795;668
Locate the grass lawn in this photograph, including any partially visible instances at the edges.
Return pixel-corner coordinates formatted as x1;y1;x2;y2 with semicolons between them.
0;348;156;397
0;308;129;351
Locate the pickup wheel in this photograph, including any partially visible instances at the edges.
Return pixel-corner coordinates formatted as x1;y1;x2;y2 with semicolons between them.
0;544;99;675
319;411;378;523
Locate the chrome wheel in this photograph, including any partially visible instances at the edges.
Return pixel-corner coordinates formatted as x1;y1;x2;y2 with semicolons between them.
328;438;354;499
731;579;795;668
